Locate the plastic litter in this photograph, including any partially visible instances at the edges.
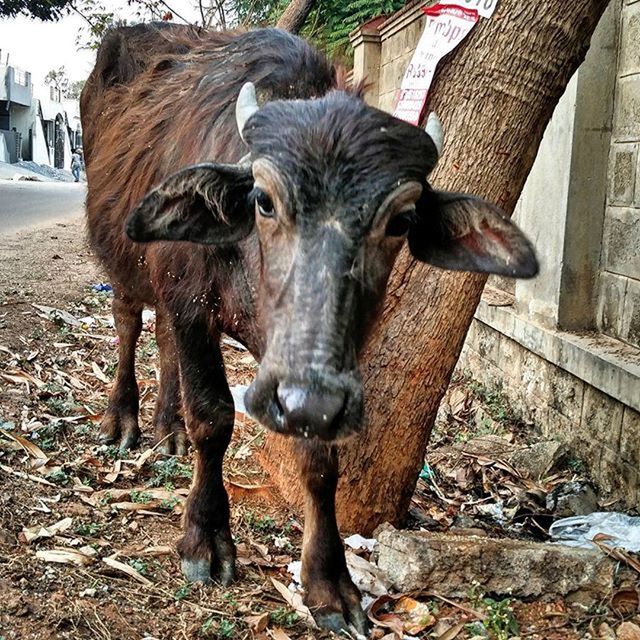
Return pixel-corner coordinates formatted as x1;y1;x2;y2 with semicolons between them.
91;283;113;293
345;534;377;552
549;512;640;552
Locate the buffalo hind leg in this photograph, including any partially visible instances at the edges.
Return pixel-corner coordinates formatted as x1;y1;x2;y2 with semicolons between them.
296;441;368;634
152;308;187;456
99;295;142;451
174;320;235;586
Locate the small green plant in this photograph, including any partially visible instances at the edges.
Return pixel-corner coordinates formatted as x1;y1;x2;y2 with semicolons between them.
148;457;193;487
44;395;76;417
245;510;276;533
468;582;519;640
48;469;70;485
130;490;153;504
568;457;586;474
36;421;64;450
29;326;44;340
270;607;299;627
222;592;238;608
159;496;179;510
216;619;235;638
127;558;149;576
174;584;191;601
75;522;102;537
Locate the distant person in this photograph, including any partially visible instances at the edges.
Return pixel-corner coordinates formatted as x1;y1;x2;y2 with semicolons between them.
71;148;82;182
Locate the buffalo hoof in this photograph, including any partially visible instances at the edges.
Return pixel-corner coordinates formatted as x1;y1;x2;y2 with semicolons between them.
180;555;236;587
98;412;140;453
181;557;212;584
154;426;188;456
305;576;369;635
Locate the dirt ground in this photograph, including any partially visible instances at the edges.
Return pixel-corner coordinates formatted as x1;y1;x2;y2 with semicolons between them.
1;220;639;640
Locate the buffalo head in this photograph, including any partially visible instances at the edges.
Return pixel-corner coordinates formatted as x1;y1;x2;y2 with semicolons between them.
126;82;538;441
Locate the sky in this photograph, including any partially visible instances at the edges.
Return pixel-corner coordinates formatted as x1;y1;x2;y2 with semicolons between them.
0;1;202;89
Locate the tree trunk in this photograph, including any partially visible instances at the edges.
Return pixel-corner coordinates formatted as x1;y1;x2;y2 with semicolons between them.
276;0;316;34
261;0;611;534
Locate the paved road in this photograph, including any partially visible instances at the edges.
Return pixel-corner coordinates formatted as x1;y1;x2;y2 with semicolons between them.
0;181;86;235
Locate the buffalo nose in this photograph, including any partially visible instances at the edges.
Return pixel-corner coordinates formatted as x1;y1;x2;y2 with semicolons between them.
277;385;345;439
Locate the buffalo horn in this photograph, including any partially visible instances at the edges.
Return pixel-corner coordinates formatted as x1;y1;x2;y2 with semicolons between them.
425;112;443;157
236;82;259;140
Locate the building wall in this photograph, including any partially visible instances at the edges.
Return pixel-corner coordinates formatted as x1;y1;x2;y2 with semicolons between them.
599;0;640;349
351;0;640;508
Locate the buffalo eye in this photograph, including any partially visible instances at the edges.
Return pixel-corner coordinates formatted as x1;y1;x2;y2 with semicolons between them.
385;210;415;237
254;189;275;218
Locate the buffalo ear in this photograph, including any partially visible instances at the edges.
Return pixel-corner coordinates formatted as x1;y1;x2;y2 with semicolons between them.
126;163;254;245
408;190;539;278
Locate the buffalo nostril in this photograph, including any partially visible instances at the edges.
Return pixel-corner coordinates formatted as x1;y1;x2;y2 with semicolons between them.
277;385;346;437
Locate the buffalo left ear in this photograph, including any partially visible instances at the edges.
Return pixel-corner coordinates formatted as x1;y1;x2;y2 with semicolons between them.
408;190;539;278
126;162;254;245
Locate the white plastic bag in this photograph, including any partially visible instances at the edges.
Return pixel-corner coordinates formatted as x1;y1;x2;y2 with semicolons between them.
549;512;640;552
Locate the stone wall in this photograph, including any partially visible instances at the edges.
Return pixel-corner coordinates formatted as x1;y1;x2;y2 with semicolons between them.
351;0;640;509
599;0;640;349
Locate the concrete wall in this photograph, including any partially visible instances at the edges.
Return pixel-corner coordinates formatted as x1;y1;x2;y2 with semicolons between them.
351;0;640;509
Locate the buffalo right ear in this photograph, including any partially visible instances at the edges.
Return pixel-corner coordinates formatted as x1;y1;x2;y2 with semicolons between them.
126;163;255;245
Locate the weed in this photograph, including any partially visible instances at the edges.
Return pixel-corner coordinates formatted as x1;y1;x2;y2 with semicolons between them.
44;396;75;417
48;469;70;485
148;458;193;487
159;496;179;510
29;326;44;340
270;607;299;627
468;582;519;640
200;617;235;638
222;592;238;608
245;510;276;533
216;619;235;638
75;522;102;537
568;457;586;474
174;584;191;601
36;421;65;450
127;558;149;576
130;490;153;504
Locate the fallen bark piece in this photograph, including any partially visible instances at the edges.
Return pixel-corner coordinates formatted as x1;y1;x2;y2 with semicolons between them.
375;524;614;602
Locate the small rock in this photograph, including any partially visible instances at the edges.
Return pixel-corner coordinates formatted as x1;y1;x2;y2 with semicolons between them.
509;440;567;479
374;523;614;602
546;481;599;517
617;622;640;640
454;434;517;458
80;588;97;598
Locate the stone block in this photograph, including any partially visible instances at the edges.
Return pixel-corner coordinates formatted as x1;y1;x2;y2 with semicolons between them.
608;143;637;205
620;406;640;468
598;447;639;507
619;2;640;76
548;366;584;422
602;207;640;279
581;386;624;451
597;271;628;339
375;524;615;601
621;277;640;348
474;321;500;363
521;350;552;403
614;75;640;142
545;407;576;442
497;335;523;383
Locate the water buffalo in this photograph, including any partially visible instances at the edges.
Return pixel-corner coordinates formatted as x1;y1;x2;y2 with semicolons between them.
81;23;537;633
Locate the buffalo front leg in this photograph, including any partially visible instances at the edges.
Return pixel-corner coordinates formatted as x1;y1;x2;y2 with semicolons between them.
296;441;368;634
99;295;142;451
152;308;187;456
173;321;235;586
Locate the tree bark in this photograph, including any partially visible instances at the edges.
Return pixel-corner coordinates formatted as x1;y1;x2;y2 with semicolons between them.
261;0;611;534
276;0;316;34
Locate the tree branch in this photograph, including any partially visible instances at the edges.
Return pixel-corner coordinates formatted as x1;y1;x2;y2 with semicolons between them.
276;0;316;34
